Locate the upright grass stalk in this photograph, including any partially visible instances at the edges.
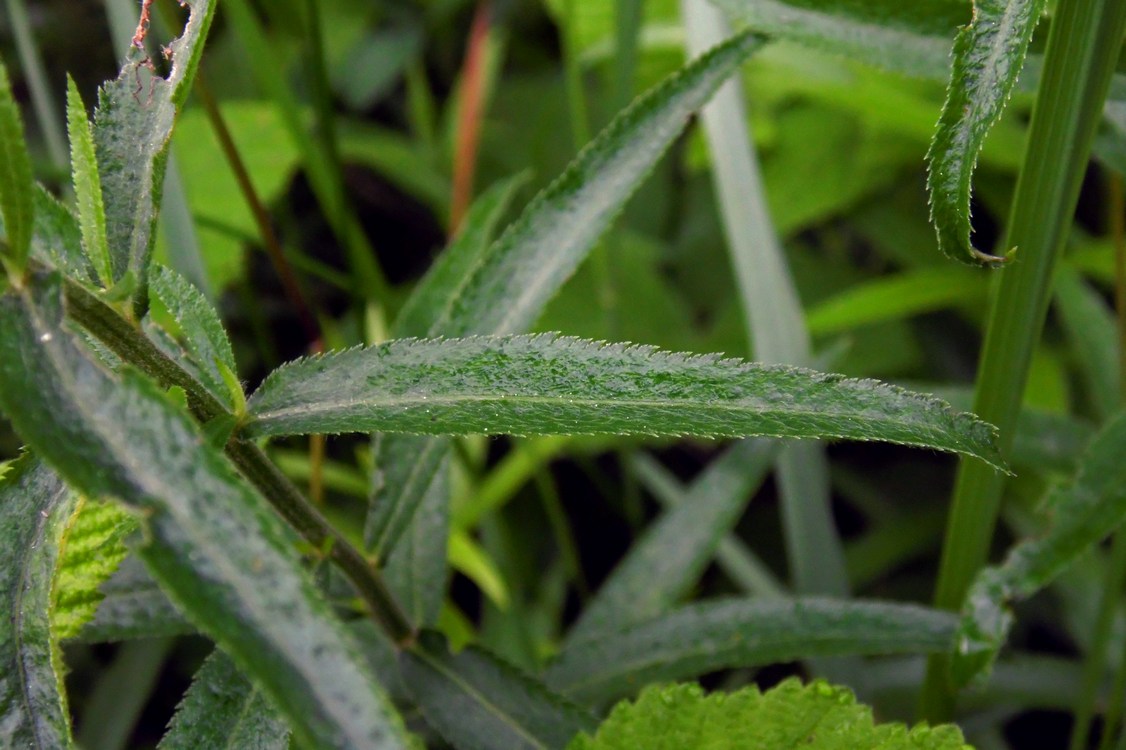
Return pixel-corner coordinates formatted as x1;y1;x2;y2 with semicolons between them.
922;0;1126;720
680;2;848;601
450;0;493;234
4;0;67;170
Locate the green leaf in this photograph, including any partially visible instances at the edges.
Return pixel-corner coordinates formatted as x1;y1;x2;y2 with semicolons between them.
159;650;290;750
75;557;194;643
93;0;217;310
366;434;450;558
565;439;775;643
421;30;763;338
1053;264;1120;420
952;411;1126;688
0;274;411;750
28;186;90;283
0;62;35;277
148;264;239;409
400;631;598;750
927;0;1048;263
0;455;77;749
245;334;1004;468
567;678;969;750
709;0;968;79
394;174;527;339
51;498;136;640
65;76;112;289
384;451;450;627
545;598;958;703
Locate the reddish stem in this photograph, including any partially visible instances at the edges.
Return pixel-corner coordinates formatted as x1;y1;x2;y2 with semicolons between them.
449;0;492;235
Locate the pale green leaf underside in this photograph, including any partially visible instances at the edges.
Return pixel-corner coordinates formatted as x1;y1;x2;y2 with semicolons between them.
400;632;597;750
0;456;76;750
0;275;410;750
953;411;1126;687
246;334;1003;468
75;557;194;643
927;0;1048;263
159;650;289;750
51;499;135;640
65;77;112;288
568;679;968;750
546;598;959;703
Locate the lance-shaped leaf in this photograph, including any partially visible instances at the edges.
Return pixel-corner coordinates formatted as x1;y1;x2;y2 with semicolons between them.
951;411;1126;688
159;650;290;750
565;439;775;644
0;63;34;276
0;275;411;750
568;679;968;750
51;499;135;640
400;631;598;750
383;450;449;626
708;0;968;79
0;456;77;750
93;0;216;310
366;29;763;559
245;334;1004;468
65;77;112;288
927;0;1048;263
545;598;958;703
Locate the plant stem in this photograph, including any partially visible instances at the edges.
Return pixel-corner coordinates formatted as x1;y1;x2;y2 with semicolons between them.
450;0;493;234
921;0;1126;720
61;276;414;645
612;0;643;113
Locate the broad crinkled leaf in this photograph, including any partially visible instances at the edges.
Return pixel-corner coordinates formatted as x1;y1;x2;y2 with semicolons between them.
51;499;136;640
0;455;77;749
400;631;597;750
567;679;969;749
245;334;1004;469
952;411;1126;688
927;0;1048;263
159;650;289;750
93;0;217;310
76;556;194;643
0;274;411;750
546;597;958;703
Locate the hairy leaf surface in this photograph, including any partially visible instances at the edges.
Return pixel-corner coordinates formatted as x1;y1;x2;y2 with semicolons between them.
546;598;958;702
246;334;1003;468
953;411;1126;687
400;632;597;750
0;456;76;749
0;275;411;749
159;650;289;750
65;77;112;288
927;0;1047;263
568;679;968;749
93;0;216;308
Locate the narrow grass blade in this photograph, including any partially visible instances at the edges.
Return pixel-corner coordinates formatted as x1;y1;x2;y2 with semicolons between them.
384;452;450;626
93;0;216;309
75;557;194;643
50;499;135;640
545;597;959;703
564;439;774;644
423;30;763;337
0;62;34;277
708;0;967;79
246;334;1004;467
159;650;289;750
927;0;1048;263
0;456;77;749
951;411;1126;688
65;77;112;289
148;265;239;409
0;274;411;750
1054;265;1120;419
569;679;968;750
400;631;598;750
